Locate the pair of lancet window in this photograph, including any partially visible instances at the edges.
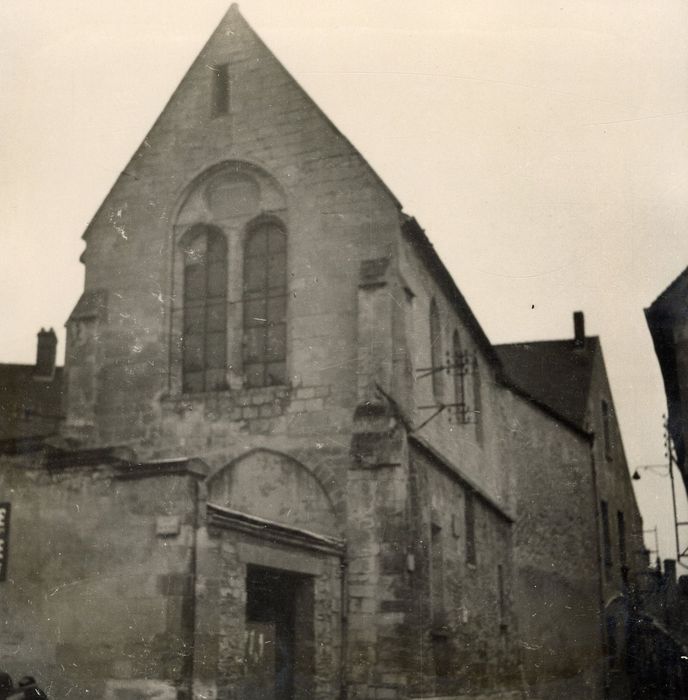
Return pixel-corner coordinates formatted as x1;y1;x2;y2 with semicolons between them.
181;221;287;393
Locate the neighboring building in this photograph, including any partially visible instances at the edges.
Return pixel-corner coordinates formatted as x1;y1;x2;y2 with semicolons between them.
634;558;688;698
496;312;648;699
0;328;63;451
645;267;688;492
640;268;688;697
0;6;649;700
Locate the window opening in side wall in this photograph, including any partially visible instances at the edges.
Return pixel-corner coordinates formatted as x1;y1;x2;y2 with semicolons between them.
181;225;228;393
211;63;229;116
606;614;618;668
601;500;612;568
465;491;476;566
430;298;443;402
497;564;507;630
452;330;464;421
617;510;627;568
243;220;287;388
430;522;446;629
601;399;613;461
0;502;10;582
473;355;483;445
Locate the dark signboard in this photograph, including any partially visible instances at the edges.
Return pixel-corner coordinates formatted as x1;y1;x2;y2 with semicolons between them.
0;503;10;581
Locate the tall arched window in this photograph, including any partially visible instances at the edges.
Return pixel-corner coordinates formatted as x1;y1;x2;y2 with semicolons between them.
182;225;227;393
243;220;287;387
430;298;443;402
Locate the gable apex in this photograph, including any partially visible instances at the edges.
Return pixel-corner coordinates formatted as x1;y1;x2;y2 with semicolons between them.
80;3;400;243
224;5;401;208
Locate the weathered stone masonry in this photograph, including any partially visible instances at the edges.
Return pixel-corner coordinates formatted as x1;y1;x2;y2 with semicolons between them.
0;5;652;700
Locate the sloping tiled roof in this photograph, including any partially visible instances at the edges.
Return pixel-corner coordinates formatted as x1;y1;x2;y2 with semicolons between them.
0;364;64;441
494;338;599;430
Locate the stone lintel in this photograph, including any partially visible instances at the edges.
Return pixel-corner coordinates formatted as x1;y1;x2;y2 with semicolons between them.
207;503;345;556
44;445;209;482
114;457;209;481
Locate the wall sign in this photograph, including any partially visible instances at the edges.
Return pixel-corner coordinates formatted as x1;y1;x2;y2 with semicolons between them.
0;503;10;581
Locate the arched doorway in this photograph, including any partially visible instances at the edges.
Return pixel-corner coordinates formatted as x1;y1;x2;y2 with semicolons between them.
201;449;344;700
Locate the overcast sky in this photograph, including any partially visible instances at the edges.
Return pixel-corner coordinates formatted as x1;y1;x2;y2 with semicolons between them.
1;0;687;562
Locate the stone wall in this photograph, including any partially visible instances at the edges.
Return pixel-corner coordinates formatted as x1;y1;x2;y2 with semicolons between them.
497;386;605;699
7;6;634;700
64;6;401;453
0;454;201;699
340;388;519;700
586;345;647;594
396;224;510;516
405;444;518;699
193;521;343;700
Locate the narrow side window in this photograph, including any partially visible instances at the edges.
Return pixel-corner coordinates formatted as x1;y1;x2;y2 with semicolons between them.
601;500;612;568
430;299;443;402
498;564;507;629
617;511;627;567
473;355;484;444
452;330;463;418
431;522;445;627
211;63;230;117
465;491;476;565
601;399;613;461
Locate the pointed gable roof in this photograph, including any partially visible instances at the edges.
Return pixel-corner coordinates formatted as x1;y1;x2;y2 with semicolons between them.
646;266;688;319
74;4;600;442
225;5;401;209
81;3;401;242
494;338;599;430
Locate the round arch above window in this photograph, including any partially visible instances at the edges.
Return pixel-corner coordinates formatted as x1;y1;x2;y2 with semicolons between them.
175;160;287;229
168;162;290;396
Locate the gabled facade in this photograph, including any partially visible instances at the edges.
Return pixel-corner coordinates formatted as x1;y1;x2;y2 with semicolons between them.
0;6;638;700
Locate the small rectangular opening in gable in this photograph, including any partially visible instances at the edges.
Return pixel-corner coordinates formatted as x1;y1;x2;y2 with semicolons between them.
211;63;230;116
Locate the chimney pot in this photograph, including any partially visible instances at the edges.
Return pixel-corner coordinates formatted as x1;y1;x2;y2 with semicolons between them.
664;559;677;584
35;327;57;379
573;311;585;347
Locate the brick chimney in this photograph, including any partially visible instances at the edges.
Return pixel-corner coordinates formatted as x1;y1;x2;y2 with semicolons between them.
35;327;57;379
664;558;677;585
573;311;585;348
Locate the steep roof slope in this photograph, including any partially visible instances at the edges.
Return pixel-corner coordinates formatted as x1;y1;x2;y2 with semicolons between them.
80;3;401;245
77;4;502;379
494;338;599;430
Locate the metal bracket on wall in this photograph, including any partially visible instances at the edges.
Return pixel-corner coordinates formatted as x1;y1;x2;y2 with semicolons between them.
415;350;476;428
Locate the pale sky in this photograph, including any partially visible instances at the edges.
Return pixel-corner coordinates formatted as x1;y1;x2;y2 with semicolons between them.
1;1;687;563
